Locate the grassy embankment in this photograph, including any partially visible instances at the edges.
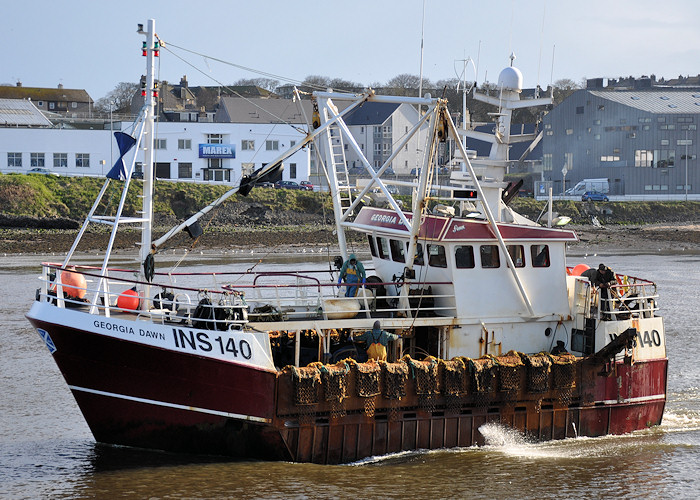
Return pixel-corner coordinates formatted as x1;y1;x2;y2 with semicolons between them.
1;172;700;225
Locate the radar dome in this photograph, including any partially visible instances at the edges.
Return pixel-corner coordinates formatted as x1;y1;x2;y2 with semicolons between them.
498;66;523;92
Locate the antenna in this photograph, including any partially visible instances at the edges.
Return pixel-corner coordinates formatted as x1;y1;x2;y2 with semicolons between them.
418;0;426;99
550;44;556;87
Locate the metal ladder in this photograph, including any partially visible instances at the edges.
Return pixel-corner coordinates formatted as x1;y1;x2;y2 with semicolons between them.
326;118;354;216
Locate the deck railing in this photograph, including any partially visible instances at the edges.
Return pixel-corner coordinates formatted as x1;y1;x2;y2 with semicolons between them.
37;262;457;330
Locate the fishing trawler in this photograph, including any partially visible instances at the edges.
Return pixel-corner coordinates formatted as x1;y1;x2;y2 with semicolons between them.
26;20;666;464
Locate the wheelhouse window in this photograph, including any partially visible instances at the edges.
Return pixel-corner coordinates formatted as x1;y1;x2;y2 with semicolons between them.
427;244;447;268
367;235;377;257
531;245;550;267
377;237;390;260
507;245;525;267
389;239;405;263
406;242;425;266
480;245;500;268
455;245;475;269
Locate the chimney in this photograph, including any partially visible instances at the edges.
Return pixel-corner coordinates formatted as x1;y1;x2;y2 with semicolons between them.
180;75;188;88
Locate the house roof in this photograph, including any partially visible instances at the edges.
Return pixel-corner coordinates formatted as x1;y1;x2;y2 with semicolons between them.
0;98;52;127
344;102;400;125
216;97;314;124
0;85;91;102
589;89;700;114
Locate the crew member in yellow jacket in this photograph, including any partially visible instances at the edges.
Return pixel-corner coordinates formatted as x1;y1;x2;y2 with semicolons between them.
352;320;399;361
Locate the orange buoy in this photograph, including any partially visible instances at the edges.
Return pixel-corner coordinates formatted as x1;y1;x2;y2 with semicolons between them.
571;264;590;276
60;270;87;299
117;288;140;311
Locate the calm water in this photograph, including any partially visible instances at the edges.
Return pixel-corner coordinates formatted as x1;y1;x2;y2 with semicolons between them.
2;250;700;499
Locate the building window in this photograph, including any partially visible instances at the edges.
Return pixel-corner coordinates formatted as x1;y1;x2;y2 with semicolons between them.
374;143;381;154
543;154;552;171
207;134;223;144
427;244;447;268
531;245;550;267
53;153;68;168
565;129;574;135
653;149;675;168
178;162;192;178
30;153;45;167
49;102;55;110
480;245;500;268
635;150;653;167
289;163;297;179
266;140;279;151
154;139;167;149
383;126;391;137
593;119;601;125
8;152;22;167
455;245;475;269
382;143;391;154
576;106;584;114
178;139;191;150
374;126;381;137
241;162;255;176
601;155;621;162
290;140;296;147
597;105;605;111
661;139;670;146
507;245;525;267
241;140;255;150
594;134;601;140
564;152;573;170
76;153;90;168
677;139;693;146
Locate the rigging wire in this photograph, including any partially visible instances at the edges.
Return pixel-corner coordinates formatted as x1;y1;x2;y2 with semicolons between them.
160;42;307;134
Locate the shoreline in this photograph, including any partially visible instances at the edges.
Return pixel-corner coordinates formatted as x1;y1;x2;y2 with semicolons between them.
2;222;700;257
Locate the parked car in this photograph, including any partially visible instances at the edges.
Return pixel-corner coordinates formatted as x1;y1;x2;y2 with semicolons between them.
255;181;274;188
299;181;314;191
581;191;609;202
27;167;59;177
131;171;144;179
274;180;304;190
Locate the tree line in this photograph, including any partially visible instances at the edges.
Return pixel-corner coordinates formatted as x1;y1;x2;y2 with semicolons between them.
94;75;583;125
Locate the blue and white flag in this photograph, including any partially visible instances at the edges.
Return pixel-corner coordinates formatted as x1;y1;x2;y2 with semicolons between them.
106;132;137;180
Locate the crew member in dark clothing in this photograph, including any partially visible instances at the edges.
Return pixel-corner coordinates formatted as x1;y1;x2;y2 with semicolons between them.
582;263;616;316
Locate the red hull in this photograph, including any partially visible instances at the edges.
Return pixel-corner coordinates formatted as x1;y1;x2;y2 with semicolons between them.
29;316;667;463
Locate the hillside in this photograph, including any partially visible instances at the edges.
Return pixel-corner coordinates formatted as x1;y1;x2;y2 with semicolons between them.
1;173;699;254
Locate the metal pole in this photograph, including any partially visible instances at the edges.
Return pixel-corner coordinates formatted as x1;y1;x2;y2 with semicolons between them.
685;130;689;202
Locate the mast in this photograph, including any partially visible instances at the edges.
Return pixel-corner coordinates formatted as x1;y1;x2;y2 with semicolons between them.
139;19;156;278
